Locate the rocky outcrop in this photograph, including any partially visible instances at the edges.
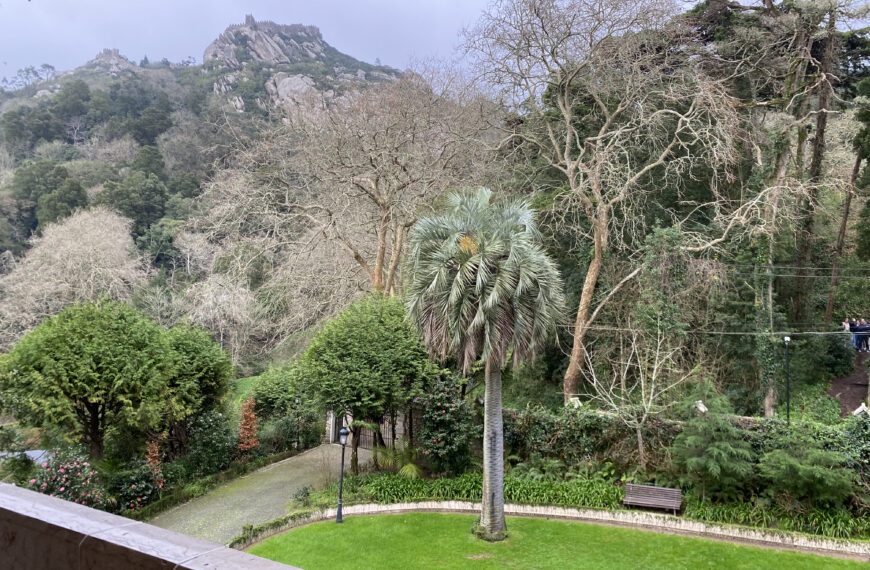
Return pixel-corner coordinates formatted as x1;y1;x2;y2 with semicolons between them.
203;14;398;114
84;49;136;75
265;73;323;110
203;14;326;69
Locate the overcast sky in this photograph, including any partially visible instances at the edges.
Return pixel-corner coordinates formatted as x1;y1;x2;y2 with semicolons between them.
0;0;491;78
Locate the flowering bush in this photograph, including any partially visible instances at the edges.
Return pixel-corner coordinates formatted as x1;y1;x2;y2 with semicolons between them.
418;377;479;474
28;451;107;509
107;460;163;513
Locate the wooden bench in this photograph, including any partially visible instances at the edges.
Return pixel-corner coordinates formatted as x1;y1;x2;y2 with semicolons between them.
623;483;682;515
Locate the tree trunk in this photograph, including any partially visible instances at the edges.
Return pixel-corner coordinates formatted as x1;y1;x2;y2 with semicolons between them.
351;425;360;476
763;384;777;418
563;212;608;403
795;12;836;325
372;210;389;291
825;151;863;327
635;425;646;469
479;359;506;541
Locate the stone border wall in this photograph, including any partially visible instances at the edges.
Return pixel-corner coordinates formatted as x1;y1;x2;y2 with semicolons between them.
234;501;870;562
0;483;294;569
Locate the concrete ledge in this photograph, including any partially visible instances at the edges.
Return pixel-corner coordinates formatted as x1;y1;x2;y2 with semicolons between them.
0;483;295;569
236;500;870;562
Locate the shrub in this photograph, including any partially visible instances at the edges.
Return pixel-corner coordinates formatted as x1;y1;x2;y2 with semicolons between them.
510;454;566;482
312;472;624;511
417;376;478;474
184;411;236;476
758;432;857;508
0;453;35;485
104;459;162;513
258;417;298;455
250;363;301;420
28;451;107;509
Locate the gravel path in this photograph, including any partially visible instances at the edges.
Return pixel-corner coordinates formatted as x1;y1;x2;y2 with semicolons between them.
150;444;369;544
828;352;869;416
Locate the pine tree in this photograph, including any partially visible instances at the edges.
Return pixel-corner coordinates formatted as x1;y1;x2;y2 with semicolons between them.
672;385;754;502
238;396;259;456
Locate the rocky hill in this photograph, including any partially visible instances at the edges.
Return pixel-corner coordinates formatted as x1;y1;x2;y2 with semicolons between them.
204;16;327;69
0;14;398;116
204;15;398;113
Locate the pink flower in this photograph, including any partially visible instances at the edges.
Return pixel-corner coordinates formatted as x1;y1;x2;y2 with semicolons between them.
59;487;65;492
41;483;47;488
41;462;47;468
58;469;64;473
131;484;136;488
29;479;36;484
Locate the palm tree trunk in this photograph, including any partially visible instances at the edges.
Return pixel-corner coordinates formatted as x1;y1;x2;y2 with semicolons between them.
480;359;507;540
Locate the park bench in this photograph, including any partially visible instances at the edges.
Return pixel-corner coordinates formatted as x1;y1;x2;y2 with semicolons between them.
623;483;682;515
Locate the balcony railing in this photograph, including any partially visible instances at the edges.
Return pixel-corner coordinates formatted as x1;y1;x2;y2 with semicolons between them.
0;482;296;569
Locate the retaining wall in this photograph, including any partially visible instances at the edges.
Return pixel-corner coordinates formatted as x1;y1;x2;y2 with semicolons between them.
234;500;870;562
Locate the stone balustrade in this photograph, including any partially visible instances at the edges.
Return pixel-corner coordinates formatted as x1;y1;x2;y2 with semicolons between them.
0;483;295;569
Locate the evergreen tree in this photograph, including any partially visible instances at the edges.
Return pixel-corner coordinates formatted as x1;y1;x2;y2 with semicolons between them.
35;178;87;231
672;383;755;502
97;171;167;235
131;145;167;181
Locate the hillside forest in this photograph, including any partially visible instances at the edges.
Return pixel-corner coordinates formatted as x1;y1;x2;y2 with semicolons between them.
1;1;870;538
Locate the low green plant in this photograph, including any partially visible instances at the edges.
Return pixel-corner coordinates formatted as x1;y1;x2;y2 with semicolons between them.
373;440;422;479
759;431;857;509
684;500;870;539
0;453;35;485
310;472;624;511
510;453;566;482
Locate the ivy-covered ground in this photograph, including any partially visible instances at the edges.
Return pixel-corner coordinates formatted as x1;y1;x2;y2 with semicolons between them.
248;513;865;569
149;444;370;544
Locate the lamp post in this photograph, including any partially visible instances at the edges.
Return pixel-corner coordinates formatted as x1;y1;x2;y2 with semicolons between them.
337;426;349;523
784;336;791;425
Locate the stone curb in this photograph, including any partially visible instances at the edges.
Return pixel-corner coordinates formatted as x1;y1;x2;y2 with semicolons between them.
233;501;870;561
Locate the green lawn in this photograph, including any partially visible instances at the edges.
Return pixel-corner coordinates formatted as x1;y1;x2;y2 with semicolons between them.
231;376;259;412
247;513;864;569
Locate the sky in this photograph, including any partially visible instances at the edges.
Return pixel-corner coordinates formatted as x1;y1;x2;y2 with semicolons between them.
0;0;491;78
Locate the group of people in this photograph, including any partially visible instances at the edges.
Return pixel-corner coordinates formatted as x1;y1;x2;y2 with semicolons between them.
843;319;870;351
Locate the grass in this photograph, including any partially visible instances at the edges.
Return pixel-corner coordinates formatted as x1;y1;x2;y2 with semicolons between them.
231;376;259;413
247;513;864;569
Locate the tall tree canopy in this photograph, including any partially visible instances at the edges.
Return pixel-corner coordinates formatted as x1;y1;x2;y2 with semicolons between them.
0;300;171;460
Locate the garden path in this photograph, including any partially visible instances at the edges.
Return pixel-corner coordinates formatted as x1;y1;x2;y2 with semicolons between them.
149;444;370;544
827;352;869;416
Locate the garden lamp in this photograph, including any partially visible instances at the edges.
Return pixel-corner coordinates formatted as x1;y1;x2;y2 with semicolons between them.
784;336;791;425
337;426;350;523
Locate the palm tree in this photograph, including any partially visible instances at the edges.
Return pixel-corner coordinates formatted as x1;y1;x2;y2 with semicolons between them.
406;189;565;540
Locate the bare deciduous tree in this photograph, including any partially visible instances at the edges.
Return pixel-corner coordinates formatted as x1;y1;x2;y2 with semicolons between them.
193;70;497;352
286;71;494;293
464;0;741;402
584;319;695;467
0;206;148;348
